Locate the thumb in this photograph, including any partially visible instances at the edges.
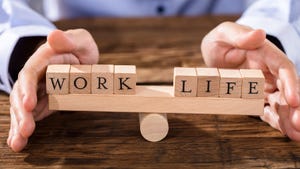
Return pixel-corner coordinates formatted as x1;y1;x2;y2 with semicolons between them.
47;29;99;64
216;22;266;50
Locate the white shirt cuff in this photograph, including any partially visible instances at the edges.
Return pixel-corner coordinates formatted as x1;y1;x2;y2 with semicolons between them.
237;17;300;73
0;25;54;93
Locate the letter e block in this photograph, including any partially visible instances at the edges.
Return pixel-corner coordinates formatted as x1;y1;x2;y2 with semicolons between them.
46;64;70;94
92;64;114;94
70;65;92;94
219;69;242;98
173;67;197;97
196;67;220;97
240;69;265;99
114;65;137;95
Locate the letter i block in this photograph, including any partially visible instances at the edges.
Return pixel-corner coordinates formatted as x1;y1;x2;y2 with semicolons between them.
114;65;137;95
46;64;70;94
173;67;197;97
70;65;92;94
92;64;114;94
240;69;265;99
196;67;220;97
219;69;242;98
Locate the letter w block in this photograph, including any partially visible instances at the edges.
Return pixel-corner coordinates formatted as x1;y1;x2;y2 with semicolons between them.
46;64;70;94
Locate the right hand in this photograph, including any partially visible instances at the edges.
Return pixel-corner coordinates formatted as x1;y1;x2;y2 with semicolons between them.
7;29;99;152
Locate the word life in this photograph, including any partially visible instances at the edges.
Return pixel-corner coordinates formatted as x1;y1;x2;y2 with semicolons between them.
173;67;264;99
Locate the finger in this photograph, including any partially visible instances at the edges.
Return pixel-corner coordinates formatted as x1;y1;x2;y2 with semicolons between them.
10;81;36;139
264;41;300;108
47;29;99;64
7;107;15;147
215;22;266;50
10;107;28;152
261;106;284;134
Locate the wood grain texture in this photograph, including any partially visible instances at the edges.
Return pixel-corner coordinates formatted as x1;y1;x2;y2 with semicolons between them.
2;16;300;169
49;85;264;116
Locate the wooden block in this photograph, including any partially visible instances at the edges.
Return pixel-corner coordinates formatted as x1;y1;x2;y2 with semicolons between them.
240;69;265;99
196;68;220;97
91;64;114;94
46;64;70;94
219;69;242;98
49;85;264;116
70;65;92;94
114;65;136;95
173;67;197;97
139;113;169;142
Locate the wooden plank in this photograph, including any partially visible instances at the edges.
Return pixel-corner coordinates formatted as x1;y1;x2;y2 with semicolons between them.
49;85;264;115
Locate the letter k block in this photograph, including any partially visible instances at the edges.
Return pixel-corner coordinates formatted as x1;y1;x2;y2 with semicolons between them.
114;65;137;95
46;64;70;94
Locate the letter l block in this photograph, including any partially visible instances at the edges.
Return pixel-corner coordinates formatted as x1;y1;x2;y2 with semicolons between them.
46;64;70;94
173;67;197;97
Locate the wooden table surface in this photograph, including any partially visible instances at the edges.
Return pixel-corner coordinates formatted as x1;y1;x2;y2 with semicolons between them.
1;16;300;169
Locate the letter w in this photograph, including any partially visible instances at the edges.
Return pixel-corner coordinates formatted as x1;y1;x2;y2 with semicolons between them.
50;78;66;90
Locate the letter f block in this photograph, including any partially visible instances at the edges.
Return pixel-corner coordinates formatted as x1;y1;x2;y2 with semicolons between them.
114;65;137;95
46;64;70;94
219;69;242;98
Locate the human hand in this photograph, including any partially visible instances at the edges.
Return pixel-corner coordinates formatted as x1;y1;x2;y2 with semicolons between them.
7;29;99;152
201;21;300;140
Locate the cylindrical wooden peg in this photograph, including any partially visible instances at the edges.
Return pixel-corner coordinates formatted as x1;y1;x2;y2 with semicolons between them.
139;113;169;142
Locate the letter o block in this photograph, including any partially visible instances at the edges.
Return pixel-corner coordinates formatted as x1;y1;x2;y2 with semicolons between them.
70;65;92;94
46;64;70;94
219;69;242;98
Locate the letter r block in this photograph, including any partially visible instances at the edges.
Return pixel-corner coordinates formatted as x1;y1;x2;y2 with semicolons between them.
92;64;114;94
70;65;92;94
114;65;137;95
240;69;265;99
46;64;70;94
219;69;242;98
173;67;197;97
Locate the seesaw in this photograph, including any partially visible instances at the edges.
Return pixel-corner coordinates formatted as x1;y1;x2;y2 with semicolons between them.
47;64;265;142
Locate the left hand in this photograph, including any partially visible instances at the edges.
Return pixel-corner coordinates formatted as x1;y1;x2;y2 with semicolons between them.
201;21;300;140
